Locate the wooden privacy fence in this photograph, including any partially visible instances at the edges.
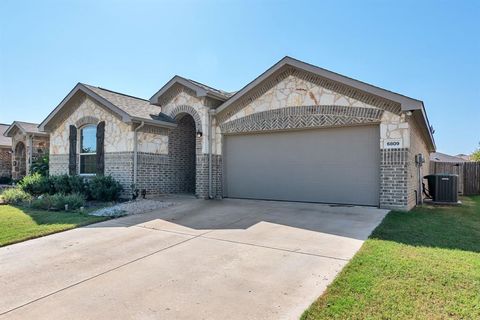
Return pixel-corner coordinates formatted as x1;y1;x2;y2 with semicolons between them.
430;161;480;195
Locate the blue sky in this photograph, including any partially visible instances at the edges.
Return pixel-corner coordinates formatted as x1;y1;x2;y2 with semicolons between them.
0;0;478;155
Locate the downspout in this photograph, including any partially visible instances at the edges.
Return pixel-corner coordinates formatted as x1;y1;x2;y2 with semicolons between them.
208;110;215;199
418;159;423;205
27;134;33;173
133;121;145;187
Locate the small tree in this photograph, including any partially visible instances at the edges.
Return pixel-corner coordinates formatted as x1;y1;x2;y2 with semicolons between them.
472;142;480;161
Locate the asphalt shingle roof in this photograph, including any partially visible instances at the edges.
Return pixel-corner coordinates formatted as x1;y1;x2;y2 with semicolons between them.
185;79;234;99
0;124;12;147
430;152;468;163
15;121;43;134
83;84;164;121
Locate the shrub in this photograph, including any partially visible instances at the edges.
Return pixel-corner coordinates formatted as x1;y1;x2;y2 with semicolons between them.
61;193;86;210
31;193;85;211
1;187;32;204
31;155;49;176
68;175;86;195
50;174;86;195
50;174;70;194
30;194;53;210
50;174;71;194
19;173;52;196
87;175;123;201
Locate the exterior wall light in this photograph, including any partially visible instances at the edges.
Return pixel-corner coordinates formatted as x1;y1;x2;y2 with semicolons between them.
196;131;203;138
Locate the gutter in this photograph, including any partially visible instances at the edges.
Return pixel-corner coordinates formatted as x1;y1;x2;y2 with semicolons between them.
130;116;177;129
133;121;145;187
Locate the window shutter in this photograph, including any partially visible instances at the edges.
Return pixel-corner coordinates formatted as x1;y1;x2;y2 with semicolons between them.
96;121;105;175
68;125;77;175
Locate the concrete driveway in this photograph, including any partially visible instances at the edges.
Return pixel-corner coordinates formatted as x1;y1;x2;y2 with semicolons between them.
0;198;388;320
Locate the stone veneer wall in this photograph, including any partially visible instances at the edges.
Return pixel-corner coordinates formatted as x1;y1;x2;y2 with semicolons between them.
49;94;134;155
0;147;12;178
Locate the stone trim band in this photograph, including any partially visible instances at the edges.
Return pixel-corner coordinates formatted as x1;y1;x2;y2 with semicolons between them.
220;105;383;134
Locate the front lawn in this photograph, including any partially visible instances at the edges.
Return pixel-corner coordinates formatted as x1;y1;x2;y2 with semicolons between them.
302;196;480;319
0;205;108;247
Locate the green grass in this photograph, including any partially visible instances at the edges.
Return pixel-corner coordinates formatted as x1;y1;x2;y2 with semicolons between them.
302;196;480;320
0;205;108;247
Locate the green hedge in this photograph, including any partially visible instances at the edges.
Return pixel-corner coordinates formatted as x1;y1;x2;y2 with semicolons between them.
17;173;123;202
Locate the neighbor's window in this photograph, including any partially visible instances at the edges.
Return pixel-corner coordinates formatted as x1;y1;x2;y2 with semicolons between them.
79;125;96;174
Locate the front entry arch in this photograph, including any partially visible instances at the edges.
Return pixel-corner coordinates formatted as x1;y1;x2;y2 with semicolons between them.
13;142;27;180
168;113;197;194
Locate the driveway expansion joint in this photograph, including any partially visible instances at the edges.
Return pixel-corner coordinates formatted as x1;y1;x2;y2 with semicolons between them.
198;235;351;262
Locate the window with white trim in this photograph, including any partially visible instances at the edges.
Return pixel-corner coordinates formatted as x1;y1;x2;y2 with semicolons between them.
79;125;97;174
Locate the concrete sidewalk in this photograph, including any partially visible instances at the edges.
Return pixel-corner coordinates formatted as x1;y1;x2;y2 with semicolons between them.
0;198;388;319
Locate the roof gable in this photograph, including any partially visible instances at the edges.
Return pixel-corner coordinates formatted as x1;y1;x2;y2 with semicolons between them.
40;83;176;131
215;56;434;150
4;121;46;138
149;76;231;105
217;56;425;115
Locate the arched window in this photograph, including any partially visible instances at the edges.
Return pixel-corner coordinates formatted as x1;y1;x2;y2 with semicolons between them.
79;125;97;174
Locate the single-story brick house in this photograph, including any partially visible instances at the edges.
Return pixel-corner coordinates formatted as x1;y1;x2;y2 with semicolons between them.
39;57;435;210
3;121;50;180
0;124;13;180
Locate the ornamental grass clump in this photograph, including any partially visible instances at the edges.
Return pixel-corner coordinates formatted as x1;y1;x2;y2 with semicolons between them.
1;187;32;204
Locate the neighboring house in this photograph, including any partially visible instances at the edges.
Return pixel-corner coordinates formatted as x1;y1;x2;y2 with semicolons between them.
4;121;50;180
0;124;13;179
39;56;435;210
456;153;471;161
430;152;469;163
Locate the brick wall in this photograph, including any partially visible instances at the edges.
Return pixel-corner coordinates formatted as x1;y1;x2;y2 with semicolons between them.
105;152;134;198
196;154;223;199
0;147;12;178
136;152;169;195
407;118;431;209
379;148;409;209
168;115;196;194
49;154;69;175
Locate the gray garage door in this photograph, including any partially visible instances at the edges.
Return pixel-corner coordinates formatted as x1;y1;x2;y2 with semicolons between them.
223;125;380;206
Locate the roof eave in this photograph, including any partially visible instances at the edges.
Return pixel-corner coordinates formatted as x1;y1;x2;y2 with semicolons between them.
25;131;49;136
131;116;177;129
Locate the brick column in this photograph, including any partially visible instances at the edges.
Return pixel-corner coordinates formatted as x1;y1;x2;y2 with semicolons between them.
379;148;409;210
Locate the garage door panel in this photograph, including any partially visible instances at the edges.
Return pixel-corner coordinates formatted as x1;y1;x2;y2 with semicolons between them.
224;126;380;206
